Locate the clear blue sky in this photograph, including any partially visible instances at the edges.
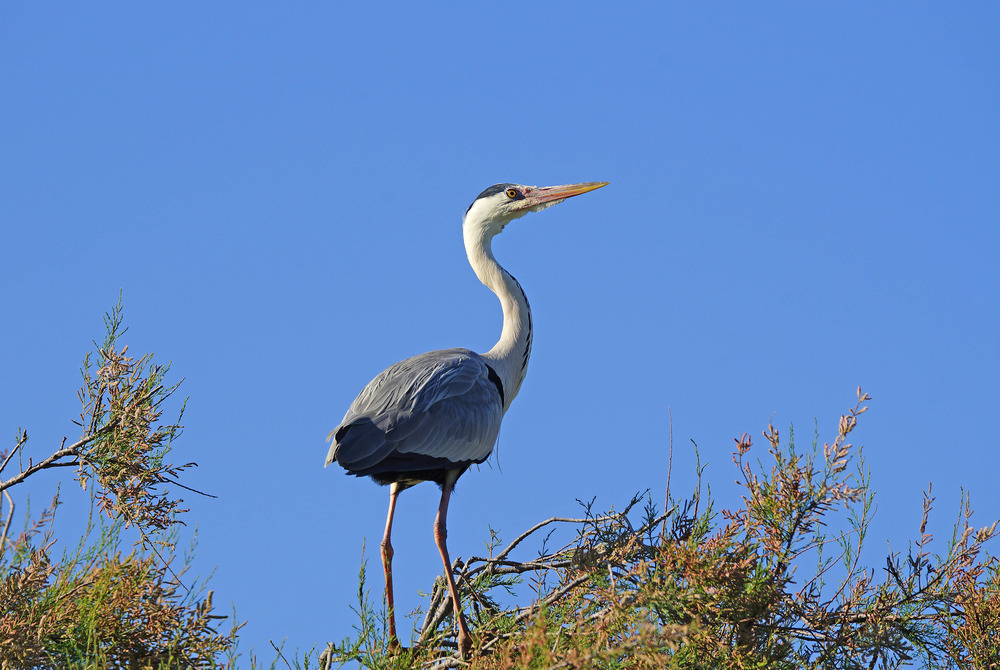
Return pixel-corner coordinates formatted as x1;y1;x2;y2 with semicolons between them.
2;2;998;662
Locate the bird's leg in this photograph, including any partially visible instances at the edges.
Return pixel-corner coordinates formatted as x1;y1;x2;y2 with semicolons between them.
382;482;402;650
433;475;472;658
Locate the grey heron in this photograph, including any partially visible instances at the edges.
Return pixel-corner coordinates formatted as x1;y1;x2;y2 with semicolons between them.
325;181;608;656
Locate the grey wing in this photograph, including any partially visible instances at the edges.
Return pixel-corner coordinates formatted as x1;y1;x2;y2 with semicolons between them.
326;348;504;476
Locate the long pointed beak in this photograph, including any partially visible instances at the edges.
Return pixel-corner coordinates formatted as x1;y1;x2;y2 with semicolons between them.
526;181;609;206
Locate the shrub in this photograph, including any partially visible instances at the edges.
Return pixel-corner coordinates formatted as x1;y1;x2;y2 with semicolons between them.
0;299;240;669
321;389;1000;669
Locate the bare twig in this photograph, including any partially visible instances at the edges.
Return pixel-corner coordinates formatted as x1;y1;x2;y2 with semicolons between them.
661;406;674;542
0;442;84;492
0;430;29;476
492;513;624;564
270;640;293;669
512;575;590;624
1;490;14;552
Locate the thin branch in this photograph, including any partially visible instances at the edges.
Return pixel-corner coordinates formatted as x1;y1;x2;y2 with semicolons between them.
0;445;80;492
661;406;674;542
513;575;590;624
270;641;294;670
152;472;217;498
419;559;466;644
1;490;13;552
0;426;120;492
0;430;29;476
493;513;625;564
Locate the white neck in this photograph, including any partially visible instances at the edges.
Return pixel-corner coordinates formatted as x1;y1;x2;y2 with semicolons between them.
464;225;532;410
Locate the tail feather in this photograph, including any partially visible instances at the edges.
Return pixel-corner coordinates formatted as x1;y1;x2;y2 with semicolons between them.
324;420;394;472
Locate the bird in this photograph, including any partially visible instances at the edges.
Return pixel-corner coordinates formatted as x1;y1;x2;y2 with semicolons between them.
325;180;608;657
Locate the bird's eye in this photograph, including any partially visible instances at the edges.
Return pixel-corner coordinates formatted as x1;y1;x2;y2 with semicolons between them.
505;188;518;199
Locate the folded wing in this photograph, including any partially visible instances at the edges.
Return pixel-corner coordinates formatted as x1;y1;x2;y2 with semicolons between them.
326;348;504;480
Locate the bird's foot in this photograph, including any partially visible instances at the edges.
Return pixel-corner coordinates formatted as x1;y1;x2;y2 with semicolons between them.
456;617;473;659
387;637;418;659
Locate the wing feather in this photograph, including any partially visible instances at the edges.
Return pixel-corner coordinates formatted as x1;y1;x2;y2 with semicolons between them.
327;348;504;476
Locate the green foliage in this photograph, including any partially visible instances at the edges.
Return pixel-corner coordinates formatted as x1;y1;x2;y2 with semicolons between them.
321;389;1000;669
5;302;998;669
0;298;241;668
75;299;191;535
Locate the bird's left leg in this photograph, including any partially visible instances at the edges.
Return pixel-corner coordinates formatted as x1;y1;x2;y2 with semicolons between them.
433;471;473;658
382;482;403;650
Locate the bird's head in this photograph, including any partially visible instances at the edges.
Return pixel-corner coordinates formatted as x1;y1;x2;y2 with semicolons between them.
463;182;608;237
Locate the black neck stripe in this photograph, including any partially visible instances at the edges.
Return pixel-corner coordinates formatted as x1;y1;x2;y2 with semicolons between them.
484;363;506;407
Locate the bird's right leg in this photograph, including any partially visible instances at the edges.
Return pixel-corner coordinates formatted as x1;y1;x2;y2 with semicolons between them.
433;472;473;658
382;482;402;650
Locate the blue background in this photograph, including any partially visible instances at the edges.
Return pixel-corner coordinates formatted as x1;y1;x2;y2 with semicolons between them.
2;3;998;662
